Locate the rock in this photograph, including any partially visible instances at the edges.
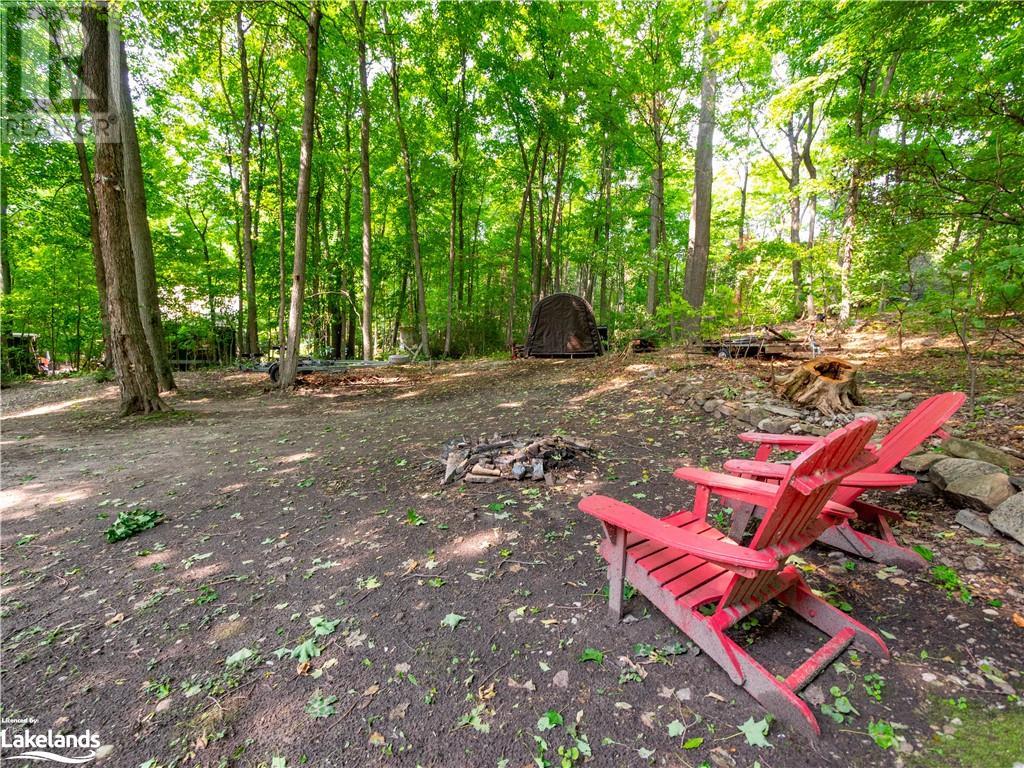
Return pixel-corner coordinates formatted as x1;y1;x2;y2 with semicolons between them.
703;398;724;413
942;437;1024;471
716;401;740;418
552;670;569;688
894;391;915;403
757;417;798;434
531;459;545;481
511;463;528;480
794;422;829;436
955;509;995;537
901;452;947;473
929;458;1015;511
990;492;1024;545
962;555;985;571
736;405;772;427
763;404;803;418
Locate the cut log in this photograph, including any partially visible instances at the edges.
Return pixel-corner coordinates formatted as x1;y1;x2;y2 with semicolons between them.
774;356;864;416
470;465;501;477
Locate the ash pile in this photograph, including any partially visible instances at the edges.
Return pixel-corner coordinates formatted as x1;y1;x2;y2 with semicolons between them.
441;433;594;486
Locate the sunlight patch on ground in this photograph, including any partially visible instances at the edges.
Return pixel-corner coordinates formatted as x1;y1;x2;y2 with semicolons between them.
437;528;503;561
3;396;98;419
0;484;94;519
497;401;524;409
568;375;632;404
277;451;315;464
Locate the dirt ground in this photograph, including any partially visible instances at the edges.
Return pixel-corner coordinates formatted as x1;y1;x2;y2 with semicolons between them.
2;336;1023;768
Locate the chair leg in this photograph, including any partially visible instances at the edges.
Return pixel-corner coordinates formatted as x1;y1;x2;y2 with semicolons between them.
606;525;627;623
818;522;926;571
717;626;822;740
778;577;889;658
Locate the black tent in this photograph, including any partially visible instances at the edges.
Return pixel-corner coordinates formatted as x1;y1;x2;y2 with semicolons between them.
523;293;603;358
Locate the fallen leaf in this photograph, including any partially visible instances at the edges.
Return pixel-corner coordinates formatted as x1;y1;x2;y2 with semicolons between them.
104;613;125;627
1013;612;1024;628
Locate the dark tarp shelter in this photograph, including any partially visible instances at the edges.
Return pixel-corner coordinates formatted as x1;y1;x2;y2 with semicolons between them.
523;293;603;358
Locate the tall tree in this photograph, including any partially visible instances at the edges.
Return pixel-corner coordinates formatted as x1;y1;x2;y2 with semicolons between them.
236;9;261;357
278;1;322;388
352;0;373;360
682;0;719;338
381;7;428;358
110;15;176;391
81;0;167;414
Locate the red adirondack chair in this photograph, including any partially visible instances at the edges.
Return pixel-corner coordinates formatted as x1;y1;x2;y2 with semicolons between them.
724;392;965;569
579;417;888;738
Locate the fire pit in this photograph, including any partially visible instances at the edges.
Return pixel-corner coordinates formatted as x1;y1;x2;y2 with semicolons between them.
441;433;594;486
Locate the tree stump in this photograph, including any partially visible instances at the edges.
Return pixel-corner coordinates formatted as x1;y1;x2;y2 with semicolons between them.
775;356;864;416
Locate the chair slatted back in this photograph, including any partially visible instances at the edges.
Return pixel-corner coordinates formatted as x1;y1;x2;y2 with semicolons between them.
717;418;878;611
831;392;964;507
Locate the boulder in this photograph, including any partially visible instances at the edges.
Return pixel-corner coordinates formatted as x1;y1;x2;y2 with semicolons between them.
703;398;724;413
901;452;947;473
954;508;995;537
757;417;798;434
930;458;1014;511
763;404;803;419
716;401;740;418
990;492;1024;545
942;437;1024;472
736;405;772;428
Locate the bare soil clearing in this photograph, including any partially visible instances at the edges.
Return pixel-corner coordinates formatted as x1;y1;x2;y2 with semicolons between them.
2;340;1022;768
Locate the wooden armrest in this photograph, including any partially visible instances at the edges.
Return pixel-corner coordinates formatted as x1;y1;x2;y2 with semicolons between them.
846;471;916;488
723;458;787;479
579;495;777;572
737;432;818;448
672;466;780;509
724;460;910;490
824;501;857;520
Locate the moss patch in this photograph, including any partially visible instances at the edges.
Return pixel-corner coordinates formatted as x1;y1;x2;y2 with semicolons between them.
914;700;1024;768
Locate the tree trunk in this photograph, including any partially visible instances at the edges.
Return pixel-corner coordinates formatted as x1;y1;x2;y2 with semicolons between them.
70;73;112;367
236;10;260;357
352;0;373;361
81;1;167;414
444;50;467;357
775;356;864;416
110;17;175;391
278;2;321;388
682;0;719;340
646;128;663;316
383;8;429;358
507;134;542;347
273;122;287;352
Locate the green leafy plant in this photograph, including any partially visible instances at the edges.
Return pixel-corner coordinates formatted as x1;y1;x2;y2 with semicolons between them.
868;719;895;749
863;673;885;702
931;564;971;602
820;685;859;723
105;508;164;543
304;691;337;719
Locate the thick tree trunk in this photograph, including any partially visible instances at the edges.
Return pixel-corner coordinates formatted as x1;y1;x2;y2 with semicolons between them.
236;11;260;357
81;2;167;414
70;78;112;367
110;18;175;391
278;2;321;388
353;0;373;360
682;0;719;340
775;357;864;416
